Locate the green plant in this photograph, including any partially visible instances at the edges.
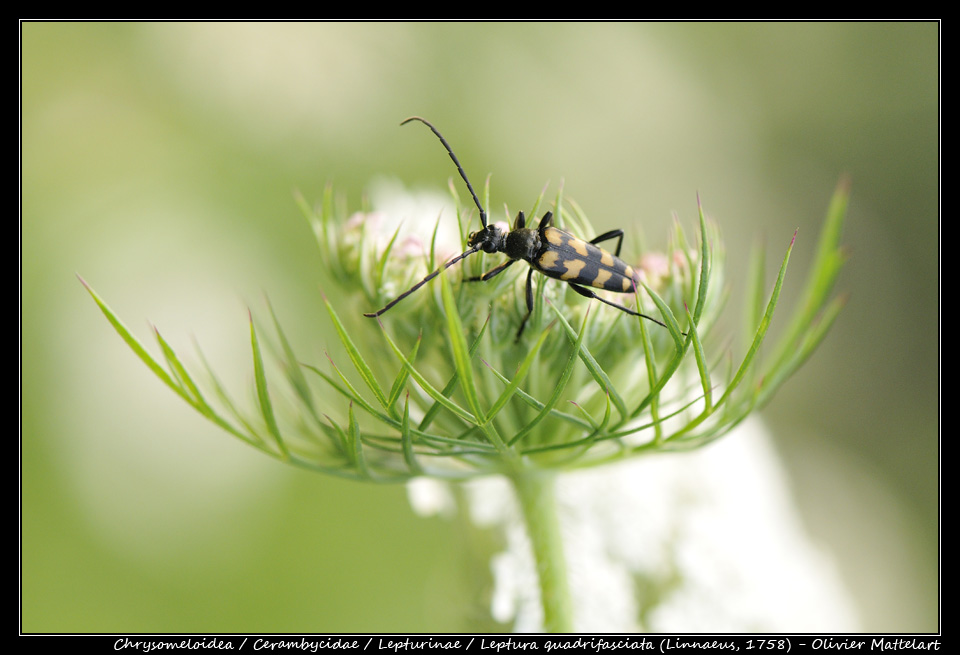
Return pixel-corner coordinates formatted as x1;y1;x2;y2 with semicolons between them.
81;176;848;632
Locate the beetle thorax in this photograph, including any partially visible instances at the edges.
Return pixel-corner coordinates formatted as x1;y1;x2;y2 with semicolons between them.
503;228;541;262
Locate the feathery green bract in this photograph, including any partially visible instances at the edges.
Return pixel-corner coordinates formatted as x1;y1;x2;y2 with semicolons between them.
81;179;847;480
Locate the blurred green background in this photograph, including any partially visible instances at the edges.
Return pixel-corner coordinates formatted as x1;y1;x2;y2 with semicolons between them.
22;22;938;632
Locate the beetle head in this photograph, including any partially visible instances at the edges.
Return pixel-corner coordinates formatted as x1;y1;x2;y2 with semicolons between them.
468;223;507;253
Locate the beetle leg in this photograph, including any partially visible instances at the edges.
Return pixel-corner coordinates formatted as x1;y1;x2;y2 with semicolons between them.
515;267;536;341
464;258;517;282
589;229;625;257
567;282;672;331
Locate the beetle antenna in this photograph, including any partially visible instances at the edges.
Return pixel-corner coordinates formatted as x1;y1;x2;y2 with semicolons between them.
364;245;482;317
401;116;488;228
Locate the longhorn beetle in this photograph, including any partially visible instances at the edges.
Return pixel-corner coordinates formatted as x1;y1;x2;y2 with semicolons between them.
364;117;676;340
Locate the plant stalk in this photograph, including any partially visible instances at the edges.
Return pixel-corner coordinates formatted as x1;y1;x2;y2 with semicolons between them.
510;470;573;633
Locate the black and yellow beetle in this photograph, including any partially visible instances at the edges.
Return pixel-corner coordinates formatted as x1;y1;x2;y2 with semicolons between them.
365;116;672;339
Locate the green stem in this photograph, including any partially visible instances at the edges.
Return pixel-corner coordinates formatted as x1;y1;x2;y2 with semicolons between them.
510;470;573;633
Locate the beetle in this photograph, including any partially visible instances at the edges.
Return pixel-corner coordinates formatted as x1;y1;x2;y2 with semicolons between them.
365;116;674;340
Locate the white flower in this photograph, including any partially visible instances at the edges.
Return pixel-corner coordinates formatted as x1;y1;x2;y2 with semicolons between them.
410;417;858;633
